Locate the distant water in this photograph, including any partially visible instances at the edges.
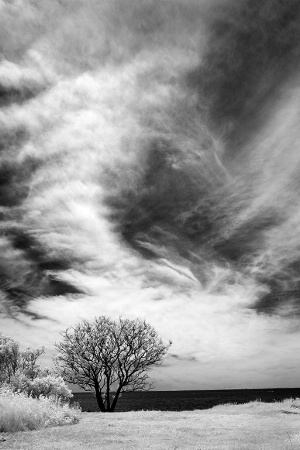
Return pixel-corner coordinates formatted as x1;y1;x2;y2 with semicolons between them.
72;388;300;412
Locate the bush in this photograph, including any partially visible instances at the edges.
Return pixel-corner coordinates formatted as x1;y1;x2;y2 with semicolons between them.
0;386;81;433
10;372;73;401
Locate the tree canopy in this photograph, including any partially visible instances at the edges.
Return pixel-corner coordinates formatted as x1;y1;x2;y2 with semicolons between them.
54;316;171;412
0;333;44;384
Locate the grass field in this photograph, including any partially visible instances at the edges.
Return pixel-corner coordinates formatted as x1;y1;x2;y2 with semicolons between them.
1;399;300;449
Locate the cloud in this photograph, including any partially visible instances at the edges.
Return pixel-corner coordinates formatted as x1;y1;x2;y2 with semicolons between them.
1;0;300;388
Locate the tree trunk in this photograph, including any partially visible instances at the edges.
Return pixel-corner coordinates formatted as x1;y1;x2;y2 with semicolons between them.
94;382;106;412
110;386;122;412
95;390;106;412
105;374;111;411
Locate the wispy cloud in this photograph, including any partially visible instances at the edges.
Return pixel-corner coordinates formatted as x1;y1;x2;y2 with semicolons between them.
0;0;300;388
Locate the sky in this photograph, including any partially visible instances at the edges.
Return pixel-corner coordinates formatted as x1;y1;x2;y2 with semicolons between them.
1;0;300;390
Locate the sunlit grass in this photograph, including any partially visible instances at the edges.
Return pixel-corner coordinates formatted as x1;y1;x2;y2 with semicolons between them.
216;397;300;410
0;387;81;433
2;398;300;449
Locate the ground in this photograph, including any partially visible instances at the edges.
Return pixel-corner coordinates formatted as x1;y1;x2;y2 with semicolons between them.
1;401;300;449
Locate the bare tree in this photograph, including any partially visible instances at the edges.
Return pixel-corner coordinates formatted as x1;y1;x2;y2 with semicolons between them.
54;316;171;412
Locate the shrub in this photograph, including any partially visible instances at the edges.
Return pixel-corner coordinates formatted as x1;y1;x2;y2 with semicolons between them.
10;372;73;401
0;386;81;433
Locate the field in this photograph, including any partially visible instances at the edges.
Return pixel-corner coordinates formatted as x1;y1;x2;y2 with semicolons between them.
1;400;300;450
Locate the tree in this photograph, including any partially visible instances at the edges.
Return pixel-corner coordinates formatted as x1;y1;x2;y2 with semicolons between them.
0;333;47;383
0;333;72;401
0;334;20;384
19;346;45;380
54;316;171;412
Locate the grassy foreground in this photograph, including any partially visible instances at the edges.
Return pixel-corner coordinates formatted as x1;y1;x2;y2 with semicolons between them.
1;399;300;449
0;388;81;433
